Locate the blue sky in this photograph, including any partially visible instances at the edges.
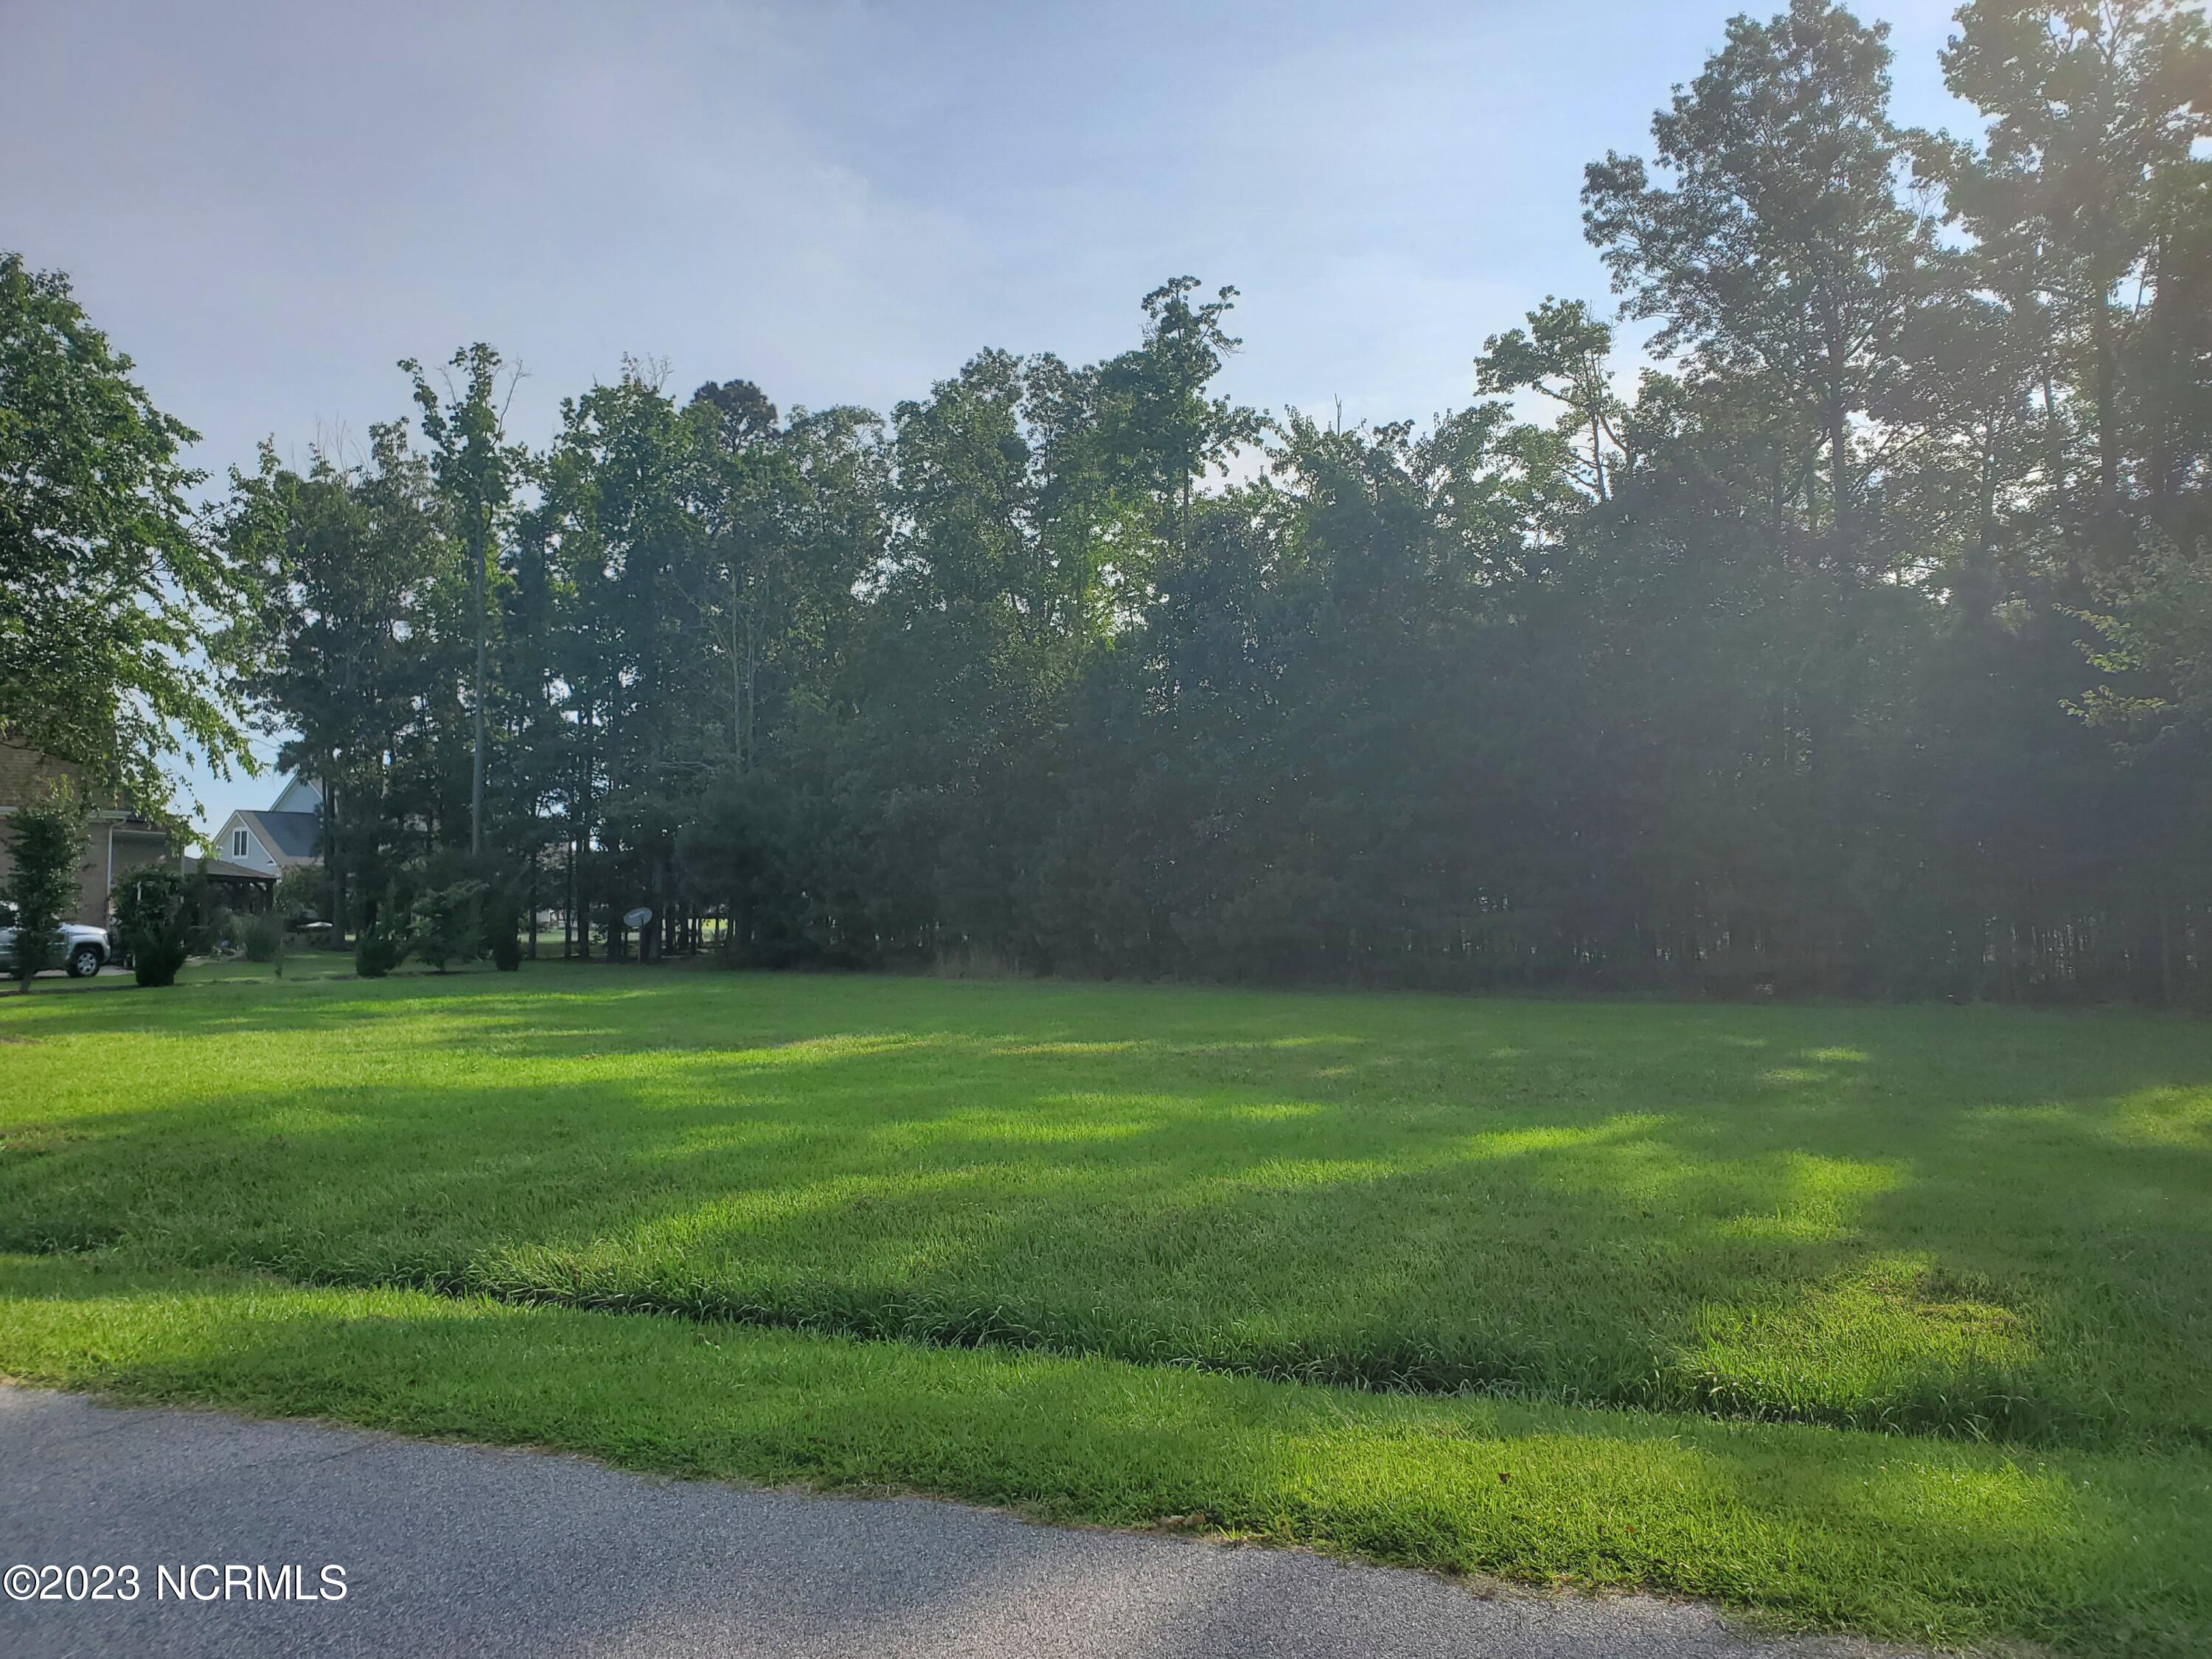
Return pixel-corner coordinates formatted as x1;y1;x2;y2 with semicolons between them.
2;0;1972;835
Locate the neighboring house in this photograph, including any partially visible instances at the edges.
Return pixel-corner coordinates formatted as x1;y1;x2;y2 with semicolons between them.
212;777;324;877
0;742;170;925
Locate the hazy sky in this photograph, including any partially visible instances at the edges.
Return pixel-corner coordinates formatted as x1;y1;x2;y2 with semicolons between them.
2;0;1972;832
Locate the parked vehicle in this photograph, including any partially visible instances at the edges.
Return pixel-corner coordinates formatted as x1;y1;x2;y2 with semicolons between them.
0;902;111;977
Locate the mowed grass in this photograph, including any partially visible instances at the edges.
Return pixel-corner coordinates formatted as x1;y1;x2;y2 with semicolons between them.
3;962;2211;1652
4;963;2208;1443
4;1251;2209;1658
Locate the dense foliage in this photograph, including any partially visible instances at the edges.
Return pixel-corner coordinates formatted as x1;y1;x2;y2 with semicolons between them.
213;0;2211;1001
110;864;189;988
0;255;252;820
2;785;86;992
352;916;408;981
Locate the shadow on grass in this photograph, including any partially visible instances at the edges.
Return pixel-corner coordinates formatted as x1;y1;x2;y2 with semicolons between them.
3;971;2210;1449
4;1253;2206;1657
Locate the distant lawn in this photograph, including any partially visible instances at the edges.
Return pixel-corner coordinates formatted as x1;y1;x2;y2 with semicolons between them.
4;964;2210;1653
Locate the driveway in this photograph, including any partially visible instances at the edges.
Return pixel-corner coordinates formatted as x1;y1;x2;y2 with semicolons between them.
1;1387;1914;1658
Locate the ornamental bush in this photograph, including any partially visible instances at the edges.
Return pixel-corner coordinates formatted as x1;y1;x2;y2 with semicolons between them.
353;917;408;978
111;866;189;988
410;880;485;973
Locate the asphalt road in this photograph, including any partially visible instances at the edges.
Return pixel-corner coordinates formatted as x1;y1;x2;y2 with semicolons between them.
1;1387;1913;1658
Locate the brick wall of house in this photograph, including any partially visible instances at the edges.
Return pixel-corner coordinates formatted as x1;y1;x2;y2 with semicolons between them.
0;742;83;808
0;742;170;925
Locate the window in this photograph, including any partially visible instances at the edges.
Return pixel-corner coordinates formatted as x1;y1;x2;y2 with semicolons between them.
232;827;248;859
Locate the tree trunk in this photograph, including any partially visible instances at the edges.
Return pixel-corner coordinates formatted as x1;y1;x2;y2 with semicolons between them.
470;509;488;858
326;782;344;939
2092;296;2121;552
1828;398;1851;555
1587;397;1607;501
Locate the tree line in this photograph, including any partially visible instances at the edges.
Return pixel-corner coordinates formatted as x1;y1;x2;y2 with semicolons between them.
8;0;2212;1001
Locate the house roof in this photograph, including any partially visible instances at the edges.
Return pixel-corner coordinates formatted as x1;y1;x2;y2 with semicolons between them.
271;776;325;813
238;809;321;864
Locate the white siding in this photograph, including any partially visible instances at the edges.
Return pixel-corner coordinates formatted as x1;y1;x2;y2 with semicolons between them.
215;814;279;874
271;776;325;814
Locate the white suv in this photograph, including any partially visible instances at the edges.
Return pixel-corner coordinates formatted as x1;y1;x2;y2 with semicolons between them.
0;902;111;978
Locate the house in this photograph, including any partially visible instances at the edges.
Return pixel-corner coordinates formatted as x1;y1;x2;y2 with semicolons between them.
0;742;172;925
212;777;324;877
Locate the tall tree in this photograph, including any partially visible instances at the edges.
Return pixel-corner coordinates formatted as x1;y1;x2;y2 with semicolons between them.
1583;1;1940;558
1098;278;1262;561
1937;0;2212;553
686;378;787;773
405;345;518;858
189;2;2212;1008
1476;297;1624;502
0;253;253;815
221;423;451;925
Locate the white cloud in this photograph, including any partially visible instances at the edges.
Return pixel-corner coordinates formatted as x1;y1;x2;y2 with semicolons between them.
2;0;1988;830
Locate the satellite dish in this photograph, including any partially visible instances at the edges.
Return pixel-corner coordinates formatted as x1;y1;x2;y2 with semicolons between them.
622;906;653;930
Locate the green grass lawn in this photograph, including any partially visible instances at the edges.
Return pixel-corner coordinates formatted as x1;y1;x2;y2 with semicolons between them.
4;961;2209;1653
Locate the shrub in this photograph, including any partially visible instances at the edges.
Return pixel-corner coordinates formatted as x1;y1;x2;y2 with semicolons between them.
184;888;232;958
242;911;288;970
4;784;88;992
354;919;408;978
111;866;189;988
134;931;190;987
481;889;523;972
273;865;324;925
410;880;486;973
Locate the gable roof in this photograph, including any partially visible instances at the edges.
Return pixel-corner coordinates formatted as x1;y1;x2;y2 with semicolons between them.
271;776;324;813
237;809;321;864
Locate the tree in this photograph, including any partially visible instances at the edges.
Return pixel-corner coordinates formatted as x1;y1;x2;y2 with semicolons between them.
1099;278;1262;560
1476;298;1624;501
405;345;519;858
684;378;786;773
180;15;2211;1006
530;361;710;960
0;254;254;816
4;782;86;992
1935;0;2212;555
1582;1;1941;557
221;423;453;932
